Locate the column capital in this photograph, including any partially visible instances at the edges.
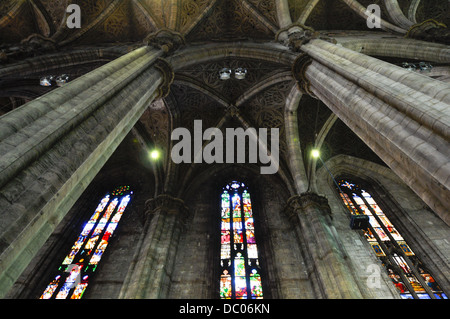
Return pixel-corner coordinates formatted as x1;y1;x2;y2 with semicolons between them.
292;53;316;98
144;28;186;55
276;23;336;52
144;193;189;220
284;192;331;220
154;57;175;99
405;19;450;45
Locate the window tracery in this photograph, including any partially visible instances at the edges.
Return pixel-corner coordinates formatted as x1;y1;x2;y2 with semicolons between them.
338;180;447;299
40;186;133;299
219;181;263;299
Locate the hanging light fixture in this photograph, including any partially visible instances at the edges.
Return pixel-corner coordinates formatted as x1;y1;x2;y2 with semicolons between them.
40;75;54;87
234;68;247;80
56;74;69;86
402;62;416;71
418;62;433;72
402;62;433;72
219;68;232;80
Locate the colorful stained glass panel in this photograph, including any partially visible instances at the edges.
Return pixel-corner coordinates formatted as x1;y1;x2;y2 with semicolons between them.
250;270;263;299
338;179;447;300
221;230;230;244
219;182;263;299
40;187;132;299
232;193;241;218
220;270;232;299
235;276;247;299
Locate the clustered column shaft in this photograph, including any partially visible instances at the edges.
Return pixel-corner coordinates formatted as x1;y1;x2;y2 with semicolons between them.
300;39;450;226
284;193;363;298
119;194;189;299
0;46;166;298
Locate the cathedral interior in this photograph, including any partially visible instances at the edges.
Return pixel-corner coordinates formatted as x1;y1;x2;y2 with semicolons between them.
0;0;449;300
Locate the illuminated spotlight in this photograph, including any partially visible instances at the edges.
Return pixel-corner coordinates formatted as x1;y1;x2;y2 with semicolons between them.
311;149;320;159
150;149;160;160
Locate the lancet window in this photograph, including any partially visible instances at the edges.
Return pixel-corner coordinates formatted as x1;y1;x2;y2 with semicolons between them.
219;181;263;299
338;180;447;299
40;186;133;299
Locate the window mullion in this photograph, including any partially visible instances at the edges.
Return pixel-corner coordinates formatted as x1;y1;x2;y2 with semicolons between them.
230;197;236;299
360;193;436;299
240;191;251;300
346;189;419;299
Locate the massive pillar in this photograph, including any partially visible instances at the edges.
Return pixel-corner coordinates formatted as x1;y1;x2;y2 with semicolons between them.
291;36;450;226
119;194;189;299
284;193;363;298
0;42;175;297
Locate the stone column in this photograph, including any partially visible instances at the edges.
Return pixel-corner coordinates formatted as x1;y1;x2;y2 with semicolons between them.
284;85;309;194
0;45;175;297
383;0;414;30
294;38;450;226
335;36;450;63
275;0;292;29
119;194;189;299
284;192;363;298
340;0;406;34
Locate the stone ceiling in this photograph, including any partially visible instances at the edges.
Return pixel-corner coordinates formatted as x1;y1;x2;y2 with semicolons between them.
0;0;448;46
0;0;449;189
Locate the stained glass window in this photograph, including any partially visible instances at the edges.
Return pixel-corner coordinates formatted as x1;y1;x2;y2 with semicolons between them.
338;180;447;299
40;186;133;299
219;181;263;299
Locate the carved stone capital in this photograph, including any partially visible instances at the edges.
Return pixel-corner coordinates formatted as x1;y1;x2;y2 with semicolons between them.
154;58;175;99
284;192;331;221
292;53;316;98
144;28;185;54
276;23;336;52
405;19;450;45
144;194;189;221
0;33;57;63
226;104;239;117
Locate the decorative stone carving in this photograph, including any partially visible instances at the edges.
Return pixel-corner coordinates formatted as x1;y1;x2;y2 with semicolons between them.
292;53;316;98
405;19;450;44
226;104;239;117
144;193;189;222
144;28;186;54
0;33;57;63
284;192;332;221
154;57;175;99
276;23;336;52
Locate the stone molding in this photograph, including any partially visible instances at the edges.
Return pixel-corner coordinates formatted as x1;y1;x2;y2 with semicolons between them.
284;192;332;221
276;22;336;52
292;53;316;98
144;194;190;220
405;19;449;44
144;28;186;54
154;57;175;99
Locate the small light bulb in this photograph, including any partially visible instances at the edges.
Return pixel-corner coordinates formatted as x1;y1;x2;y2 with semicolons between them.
311;149;320;158
150;149;160;160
